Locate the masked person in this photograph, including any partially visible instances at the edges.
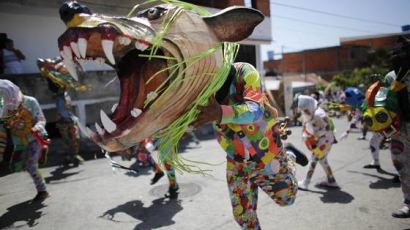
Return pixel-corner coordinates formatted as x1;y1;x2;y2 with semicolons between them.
193;63;308;229
388;37;410;218
135;138;179;199
37;57;84;166
297;95;339;190
0;80;49;201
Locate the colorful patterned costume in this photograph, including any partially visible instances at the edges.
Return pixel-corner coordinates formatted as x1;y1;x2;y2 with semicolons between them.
339;87;387;169
214;63;297;229
388;38;410;218
0;80;49;200
134;138;178;198
37;57;84;166
364;71;410;217
297;95;338;190
362;36;410;217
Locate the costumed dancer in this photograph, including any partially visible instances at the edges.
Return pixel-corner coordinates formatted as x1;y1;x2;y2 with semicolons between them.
0;80;49;201
297;95;339;190
364;37;410;218
194;63;308;229
55;2;309;227
341;86;386;169
340;87;367;140
135;138;179;198
37;57;85;166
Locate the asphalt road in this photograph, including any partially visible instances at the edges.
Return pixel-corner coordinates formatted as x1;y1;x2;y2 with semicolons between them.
0;117;409;230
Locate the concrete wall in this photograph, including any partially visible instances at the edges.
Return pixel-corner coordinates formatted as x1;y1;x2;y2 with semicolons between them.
0;11;64;73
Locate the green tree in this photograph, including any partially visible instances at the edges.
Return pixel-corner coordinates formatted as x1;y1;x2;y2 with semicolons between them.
332;65;388;89
332;48;390;89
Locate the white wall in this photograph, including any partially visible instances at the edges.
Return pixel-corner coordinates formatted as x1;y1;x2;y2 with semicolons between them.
0;4;271;74
0;11;65;73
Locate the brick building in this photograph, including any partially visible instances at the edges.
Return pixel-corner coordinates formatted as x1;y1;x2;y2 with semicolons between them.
341;31;410;50
264;45;368;80
264;31;410;81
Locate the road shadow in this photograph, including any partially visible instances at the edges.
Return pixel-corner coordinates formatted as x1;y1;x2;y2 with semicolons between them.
44;165;81;184
300;186;354;204
0;199;46;229
348;170;400;189
100;198;183;229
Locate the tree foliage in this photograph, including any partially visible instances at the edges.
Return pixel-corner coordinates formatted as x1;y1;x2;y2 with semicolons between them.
332;65;388;89
331;48;390;89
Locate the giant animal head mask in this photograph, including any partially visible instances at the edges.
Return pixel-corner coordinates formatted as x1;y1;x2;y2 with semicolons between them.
37;57;89;92
57;1;264;153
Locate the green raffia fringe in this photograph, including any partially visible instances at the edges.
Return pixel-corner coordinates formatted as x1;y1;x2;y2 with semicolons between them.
153;43;238;174
131;0;239;173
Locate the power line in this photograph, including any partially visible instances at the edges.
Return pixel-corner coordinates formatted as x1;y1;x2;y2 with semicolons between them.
271;14;383;34
274;25;343;38
270;1;400;28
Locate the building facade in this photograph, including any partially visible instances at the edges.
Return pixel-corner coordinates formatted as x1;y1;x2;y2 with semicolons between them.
264;32;410;81
0;0;272;126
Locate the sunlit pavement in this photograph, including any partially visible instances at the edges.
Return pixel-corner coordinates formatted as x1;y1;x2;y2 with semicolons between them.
0;117;408;230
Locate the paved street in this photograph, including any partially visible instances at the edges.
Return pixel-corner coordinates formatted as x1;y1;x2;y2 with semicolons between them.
0;117;409;230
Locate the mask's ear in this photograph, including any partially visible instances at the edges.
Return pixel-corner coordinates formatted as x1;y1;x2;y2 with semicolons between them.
203;6;264;42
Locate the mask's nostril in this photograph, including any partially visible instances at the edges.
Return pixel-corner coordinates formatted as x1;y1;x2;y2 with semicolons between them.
59;1;92;24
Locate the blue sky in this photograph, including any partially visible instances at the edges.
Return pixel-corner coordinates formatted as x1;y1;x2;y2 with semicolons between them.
260;0;410;61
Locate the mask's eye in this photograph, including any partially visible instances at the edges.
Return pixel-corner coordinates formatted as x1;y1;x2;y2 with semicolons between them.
363;116;373;127
375;111;388;123
137;7;166;20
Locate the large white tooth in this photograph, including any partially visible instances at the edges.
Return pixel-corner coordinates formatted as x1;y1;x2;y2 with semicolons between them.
70;42;81;58
78;38;87;58
130;108;142;118
95;122;105;135
63;46;73;60
62;58;79;81
111;103;118;113
100;110;117;133
102;39;115;65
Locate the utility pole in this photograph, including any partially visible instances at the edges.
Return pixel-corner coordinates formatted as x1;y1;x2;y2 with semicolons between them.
303;50;306;82
281;45;285;76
